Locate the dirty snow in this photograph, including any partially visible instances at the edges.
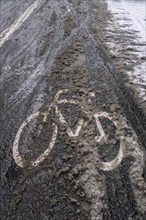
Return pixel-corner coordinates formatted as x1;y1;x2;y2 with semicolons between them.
106;0;146;101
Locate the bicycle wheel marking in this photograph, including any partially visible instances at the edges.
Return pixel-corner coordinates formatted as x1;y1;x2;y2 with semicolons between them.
31;123;58;167
13;112;58;168
94;112;125;171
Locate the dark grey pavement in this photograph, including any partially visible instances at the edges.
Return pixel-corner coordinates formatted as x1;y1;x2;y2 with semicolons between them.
0;0;146;219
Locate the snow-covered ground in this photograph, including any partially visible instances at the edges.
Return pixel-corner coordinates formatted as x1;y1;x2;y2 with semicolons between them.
106;0;146;101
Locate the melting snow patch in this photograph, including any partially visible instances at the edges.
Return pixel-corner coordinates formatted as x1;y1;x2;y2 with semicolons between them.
106;0;146;101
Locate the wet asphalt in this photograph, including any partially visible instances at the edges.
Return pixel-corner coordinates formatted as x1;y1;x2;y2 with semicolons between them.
0;0;146;219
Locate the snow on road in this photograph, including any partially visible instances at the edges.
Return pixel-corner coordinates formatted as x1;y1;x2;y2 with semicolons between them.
106;0;146;101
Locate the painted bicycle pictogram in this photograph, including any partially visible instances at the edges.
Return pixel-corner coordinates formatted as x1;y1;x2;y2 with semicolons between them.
13;89;125;170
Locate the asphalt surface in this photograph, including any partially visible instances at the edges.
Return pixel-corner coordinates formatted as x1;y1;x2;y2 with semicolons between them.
0;0;146;219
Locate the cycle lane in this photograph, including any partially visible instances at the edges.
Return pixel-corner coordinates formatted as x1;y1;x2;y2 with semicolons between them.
0;0;146;219
38;29;145;219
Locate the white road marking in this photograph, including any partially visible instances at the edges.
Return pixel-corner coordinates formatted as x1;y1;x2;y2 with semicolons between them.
0;0;42;48
13;112;58;168
55;104;84;137
13;89;125;170
94;112;125;171
67;6;71;13
54;90;85;137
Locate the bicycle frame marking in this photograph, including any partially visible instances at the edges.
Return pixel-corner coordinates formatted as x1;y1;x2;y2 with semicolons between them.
55;104;84;138
13;89;125;170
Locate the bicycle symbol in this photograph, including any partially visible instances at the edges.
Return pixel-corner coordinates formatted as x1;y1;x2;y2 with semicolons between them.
13;89;125;171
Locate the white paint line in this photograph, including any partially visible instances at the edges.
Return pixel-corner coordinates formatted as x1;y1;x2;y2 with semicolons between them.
67;6;71;13
94;112;125;171
54;90;84;137
31;123;58;167
97;137;124;171
0;0;42;48
95;116;106;143
13;111;58;168
54;89;69;101
56;105;84;137
13;112;41;168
